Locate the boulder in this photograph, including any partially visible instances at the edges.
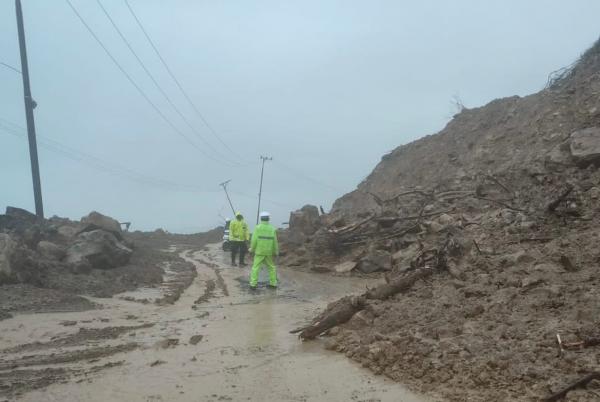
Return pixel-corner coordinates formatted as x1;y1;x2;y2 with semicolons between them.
37;241;66;261
308;228;340;262
283;229;306;246
437;213;455;226
569;127;600;167
392;243;421;268
58;225;79;239
1;207;38;233
289;205;321;236
66;229;132;269
5;206;37;223
0;233;17;279
357;249;392;273
81;211;122;233
334;260;357;273
545;141;572;168
0;235;43;285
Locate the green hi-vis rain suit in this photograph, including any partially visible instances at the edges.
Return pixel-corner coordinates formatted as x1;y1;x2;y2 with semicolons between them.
249;222;279;287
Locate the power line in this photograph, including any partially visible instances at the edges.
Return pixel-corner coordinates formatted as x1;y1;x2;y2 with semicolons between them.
95;0;236;166
2;120;297;212
64;0;233;167
230;190;295;210
123;0;246;161
273;160;342;193
0;118;217;193
0;61;21;74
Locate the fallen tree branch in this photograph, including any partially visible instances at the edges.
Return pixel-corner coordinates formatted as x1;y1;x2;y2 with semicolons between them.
295;269;434;340
364;268;434;300
295;238;451;340
542;372;600;402
292;296;366;339
341;223;421;246
484;174;514;197
562;337;600;350
474;196;525;212
328;214;375;235
389;189;433;201
375;209;454;225
436;190;474;199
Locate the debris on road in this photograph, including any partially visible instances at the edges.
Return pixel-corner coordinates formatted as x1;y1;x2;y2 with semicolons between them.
284;38;600;402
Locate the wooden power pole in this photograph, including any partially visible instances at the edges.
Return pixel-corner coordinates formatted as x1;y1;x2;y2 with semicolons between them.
16;0;44;218
256;156;272;224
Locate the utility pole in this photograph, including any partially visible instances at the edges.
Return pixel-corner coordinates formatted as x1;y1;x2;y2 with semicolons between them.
16;0;44;219
219;180;236;216
256;156;272;224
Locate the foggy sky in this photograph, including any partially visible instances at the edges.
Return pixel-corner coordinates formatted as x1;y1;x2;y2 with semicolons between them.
1;0;599;232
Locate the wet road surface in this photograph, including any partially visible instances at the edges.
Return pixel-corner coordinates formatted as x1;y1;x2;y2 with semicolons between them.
0;244;429;402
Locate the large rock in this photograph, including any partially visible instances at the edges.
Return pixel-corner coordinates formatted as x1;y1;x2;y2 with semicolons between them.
37;241;66;261
66;229;132;269
1;207;37;232
357;249;392;273
392;243;421;268
334;260;357;273
569;127;600;167
0;234;43;285
58;225;79;239
289;205;321;236
0;233;17;279
308;228;340;263
5;206;37;223
81;211;122;233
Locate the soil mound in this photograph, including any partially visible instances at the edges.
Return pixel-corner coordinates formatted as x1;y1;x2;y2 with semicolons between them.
289;38;600;401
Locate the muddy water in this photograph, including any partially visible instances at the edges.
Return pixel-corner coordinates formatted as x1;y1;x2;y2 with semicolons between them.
1;244;429;402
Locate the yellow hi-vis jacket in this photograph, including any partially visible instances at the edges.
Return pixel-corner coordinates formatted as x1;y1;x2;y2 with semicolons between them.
229;218;249;241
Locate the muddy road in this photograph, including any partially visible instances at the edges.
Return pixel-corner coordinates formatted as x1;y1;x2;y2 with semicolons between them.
0;244;429;402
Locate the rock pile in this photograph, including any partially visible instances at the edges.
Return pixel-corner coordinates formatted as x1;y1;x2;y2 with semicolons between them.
0;208;132;286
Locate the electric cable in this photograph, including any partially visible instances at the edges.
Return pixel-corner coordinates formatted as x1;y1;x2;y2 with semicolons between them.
123;0;248;162
0;62;21;74
65;0;235;167
95;0;237;166
0;119;218;193
273;159;342;193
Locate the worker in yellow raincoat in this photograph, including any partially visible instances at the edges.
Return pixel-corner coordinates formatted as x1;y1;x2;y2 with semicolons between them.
249;211;278;289
229;211;249;266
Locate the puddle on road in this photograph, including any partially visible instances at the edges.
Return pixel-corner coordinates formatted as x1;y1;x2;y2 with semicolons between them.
5;244;431;402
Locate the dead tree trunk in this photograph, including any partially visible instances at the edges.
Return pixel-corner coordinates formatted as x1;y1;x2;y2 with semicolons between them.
542;372;600;402
365;268;433;300
293;268;434;340
291;296;366;340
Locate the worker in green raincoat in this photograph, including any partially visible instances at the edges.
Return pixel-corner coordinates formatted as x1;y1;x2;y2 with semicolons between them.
249;211;279;289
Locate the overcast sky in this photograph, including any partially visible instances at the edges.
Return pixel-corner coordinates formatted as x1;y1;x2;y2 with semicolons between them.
1;1;599;232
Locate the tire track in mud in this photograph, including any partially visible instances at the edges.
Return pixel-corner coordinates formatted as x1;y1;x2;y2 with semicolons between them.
0;247;223;400
0;361;124;398
184;251;230;306
1;324;154;354
155;250;198;305
0;343;138;371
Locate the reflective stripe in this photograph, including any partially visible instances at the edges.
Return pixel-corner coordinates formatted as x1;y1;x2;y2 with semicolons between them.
258;236;274;240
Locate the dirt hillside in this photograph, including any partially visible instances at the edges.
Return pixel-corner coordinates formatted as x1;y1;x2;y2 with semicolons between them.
331;39;600;221
286;38;600;401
